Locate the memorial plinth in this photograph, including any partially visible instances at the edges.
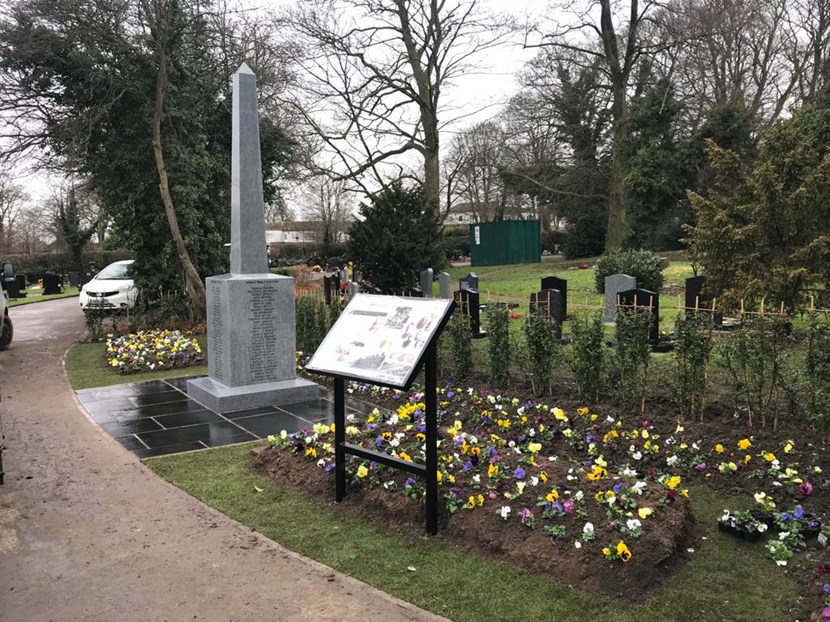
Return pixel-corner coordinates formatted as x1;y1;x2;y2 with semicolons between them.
187;62;319;412
187;274;318;412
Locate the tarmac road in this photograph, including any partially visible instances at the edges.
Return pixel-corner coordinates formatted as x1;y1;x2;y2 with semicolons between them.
0;298;446;622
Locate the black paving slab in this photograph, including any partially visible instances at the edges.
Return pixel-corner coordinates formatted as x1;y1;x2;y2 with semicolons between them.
78;376;377;458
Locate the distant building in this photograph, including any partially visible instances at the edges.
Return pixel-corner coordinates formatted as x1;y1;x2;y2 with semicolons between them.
265;221;318;245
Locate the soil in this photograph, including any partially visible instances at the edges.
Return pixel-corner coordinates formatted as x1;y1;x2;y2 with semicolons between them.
252;373;830;620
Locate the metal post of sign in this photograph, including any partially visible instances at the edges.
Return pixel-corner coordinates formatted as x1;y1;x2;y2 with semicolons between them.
334;377;346;502
424;343;438;535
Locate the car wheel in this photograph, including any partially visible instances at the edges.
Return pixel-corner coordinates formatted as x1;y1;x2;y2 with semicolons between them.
0;315;12;350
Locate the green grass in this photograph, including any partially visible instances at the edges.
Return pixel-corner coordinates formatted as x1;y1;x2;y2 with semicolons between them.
443;257;696;332
147;444;798;622
65;336;207;390
8;286;79;307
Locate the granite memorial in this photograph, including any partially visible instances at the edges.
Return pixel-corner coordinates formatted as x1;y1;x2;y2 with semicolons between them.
187;64;318;412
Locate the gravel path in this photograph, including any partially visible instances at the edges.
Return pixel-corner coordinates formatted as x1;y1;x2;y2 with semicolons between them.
0;298;446;622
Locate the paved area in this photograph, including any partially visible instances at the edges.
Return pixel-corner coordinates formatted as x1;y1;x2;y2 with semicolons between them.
76;379;375;459
0;298;446;622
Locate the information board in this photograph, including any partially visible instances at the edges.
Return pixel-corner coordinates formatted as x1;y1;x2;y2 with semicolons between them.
306;293;455;389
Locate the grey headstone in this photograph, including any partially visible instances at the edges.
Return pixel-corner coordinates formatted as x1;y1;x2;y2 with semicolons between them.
188;64;318;412
348;282;359;298
459;272;478;292
420;268;433;297
230;63;268;275
340;268;348;282
438;272;451;299
604;274;636;322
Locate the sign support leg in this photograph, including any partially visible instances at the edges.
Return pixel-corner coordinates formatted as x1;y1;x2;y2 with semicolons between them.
334;377;346;502
425;344;438;535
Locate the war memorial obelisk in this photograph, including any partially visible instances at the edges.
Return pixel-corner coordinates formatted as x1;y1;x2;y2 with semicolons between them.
187;63;319;412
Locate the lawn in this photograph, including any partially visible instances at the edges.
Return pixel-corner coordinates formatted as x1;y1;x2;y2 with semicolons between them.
442;255;695;332
8;285;80;307
147;443;798;622
65;335;207;390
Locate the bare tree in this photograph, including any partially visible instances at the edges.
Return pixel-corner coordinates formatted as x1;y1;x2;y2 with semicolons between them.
445;120;510;221
527;0;666;250
300;175;353;246
282;0;513;216
0;174;27;253
664;0;798;127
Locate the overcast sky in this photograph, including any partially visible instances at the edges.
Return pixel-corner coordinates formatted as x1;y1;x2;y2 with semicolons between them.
17;0;550;206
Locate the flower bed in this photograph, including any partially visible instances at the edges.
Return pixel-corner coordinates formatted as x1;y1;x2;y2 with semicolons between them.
253;362;830;612
105;329;203;374
254;382;702;596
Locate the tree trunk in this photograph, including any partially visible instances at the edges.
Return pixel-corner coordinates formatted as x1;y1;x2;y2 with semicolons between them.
422;108;441;217
606;82;630;251
150;46;207;319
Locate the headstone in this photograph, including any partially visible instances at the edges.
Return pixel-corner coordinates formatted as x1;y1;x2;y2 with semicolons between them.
455;289;485;338
617;288;660;344
685;276;722;325
438;272;451;299
540;276;567;319
323;274;341;305
69;271;80;288
420;268;433;298
459;272;478;292
348;281;360;298
604;274;636;322
340;267;348;283
42;272;62;296
187;64;318;413
530;289;564;340
404;287;424;298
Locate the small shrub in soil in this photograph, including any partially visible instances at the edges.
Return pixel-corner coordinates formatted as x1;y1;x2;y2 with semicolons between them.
612;308;652;413
671;313;714;421
486;305;511;388
447;311;473;381
521;312;557;396
568;312;605;404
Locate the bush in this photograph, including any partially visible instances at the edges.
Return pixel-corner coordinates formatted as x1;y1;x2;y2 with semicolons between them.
563;213;606;259
447;310;473;381
594;249;665;293
805;313;830;429
348;181;445;293
612;308;652;413
568;312;606;403
486;305;511;388
541;230;567;254
522;312;558;395
671;313;714;420
717;315;791;429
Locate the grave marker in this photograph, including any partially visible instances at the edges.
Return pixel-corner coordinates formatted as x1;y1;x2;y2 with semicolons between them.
454;288;485;338
459;272;478;292
604;274;636;322
540;276;567;319
438;272;451;299
617;288;660;344
529;289;563;340
685;275;722;325
420;268;433;298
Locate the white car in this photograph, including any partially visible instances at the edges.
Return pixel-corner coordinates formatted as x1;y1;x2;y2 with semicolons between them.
79;260;138;312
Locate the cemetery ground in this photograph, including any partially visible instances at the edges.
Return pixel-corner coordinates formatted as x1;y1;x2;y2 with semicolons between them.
7;283;79;307
63;255;830;622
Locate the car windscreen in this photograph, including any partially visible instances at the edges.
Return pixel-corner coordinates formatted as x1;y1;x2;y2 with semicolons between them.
96;263;132;280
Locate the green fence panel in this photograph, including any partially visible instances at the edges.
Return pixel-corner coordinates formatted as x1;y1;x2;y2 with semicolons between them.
469;220;540;266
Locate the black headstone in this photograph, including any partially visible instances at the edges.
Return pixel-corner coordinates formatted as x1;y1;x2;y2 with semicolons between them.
454;289;485;338
43;272;62;296
69;271;80;288
540;276;567;319
459;272;478;293
529;289;563;339
685;276;722;325
617;288;659;344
